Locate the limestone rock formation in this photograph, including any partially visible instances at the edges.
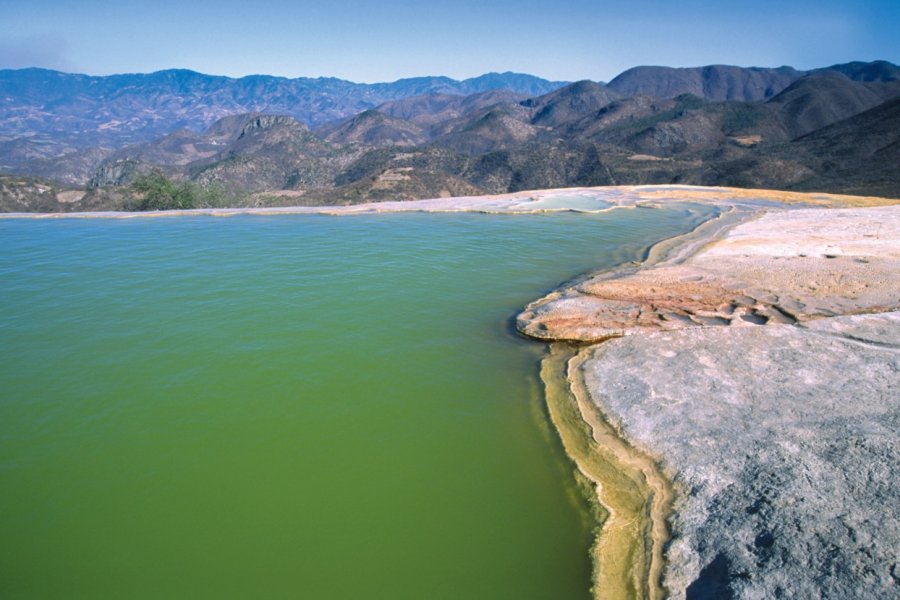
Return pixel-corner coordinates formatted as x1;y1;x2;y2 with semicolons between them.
579;312;900;598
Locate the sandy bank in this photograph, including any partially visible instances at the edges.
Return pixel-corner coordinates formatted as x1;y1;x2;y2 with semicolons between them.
517;193;900;598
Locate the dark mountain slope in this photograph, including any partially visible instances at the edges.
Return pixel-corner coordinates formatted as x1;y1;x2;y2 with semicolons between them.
212;114;331;157
561;96;678;141
813;60;900;82
430;104;537;154
323;141;618;201
374;89;527;128
185;115;351;193
607;65;804;101
457;72;568;96
786;96;900;195
366;71;565;98
795;95;900;155
561;95;771;156
100;128;219;170
768;72;897;138
318;110;427;146
374;93;469;122
523;81;621;128
569;67;900;156
463;141;617;192
90;113;355;193
320;146;480;202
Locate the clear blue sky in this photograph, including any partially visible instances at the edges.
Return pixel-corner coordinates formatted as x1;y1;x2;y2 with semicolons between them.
1;0;898;82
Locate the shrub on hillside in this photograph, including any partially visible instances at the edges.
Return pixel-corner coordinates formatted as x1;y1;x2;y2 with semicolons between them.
129;172;232;210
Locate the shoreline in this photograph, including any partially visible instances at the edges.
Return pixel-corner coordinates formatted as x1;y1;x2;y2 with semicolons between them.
1;184;894;220
541;344;674;600
525;200;756;600
7;184;897;597
516;190;900;598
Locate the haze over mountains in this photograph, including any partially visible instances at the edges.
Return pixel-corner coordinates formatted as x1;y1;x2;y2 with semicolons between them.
0;69;566;146
1;60;899;211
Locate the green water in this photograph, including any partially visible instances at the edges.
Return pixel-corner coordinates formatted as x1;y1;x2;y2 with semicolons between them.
0;205;715;598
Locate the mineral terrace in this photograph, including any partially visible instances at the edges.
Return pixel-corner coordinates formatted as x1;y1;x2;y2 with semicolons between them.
519;197;900;598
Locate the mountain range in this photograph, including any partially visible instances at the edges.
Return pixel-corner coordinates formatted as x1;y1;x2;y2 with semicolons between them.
0;69;566;147
1;61;899;211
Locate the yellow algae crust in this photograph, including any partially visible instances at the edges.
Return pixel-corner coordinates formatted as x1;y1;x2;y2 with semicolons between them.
521;188;900;599
542;345;673;600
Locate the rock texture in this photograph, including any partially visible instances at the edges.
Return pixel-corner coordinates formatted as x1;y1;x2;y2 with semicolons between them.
516;196;900;598
519;205;900;342
579;312;900;598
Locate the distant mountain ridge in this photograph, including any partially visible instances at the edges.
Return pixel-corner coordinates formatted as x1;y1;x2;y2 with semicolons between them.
2;60;900;210
607;65;805;101
0;68;567;147
5;61;896;153
605;61;900;101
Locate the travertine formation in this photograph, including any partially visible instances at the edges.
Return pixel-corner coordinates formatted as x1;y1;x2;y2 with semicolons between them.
580;313;900;598
518;205;900;342
518;199;900;599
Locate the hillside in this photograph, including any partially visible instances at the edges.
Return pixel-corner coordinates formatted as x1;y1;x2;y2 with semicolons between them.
767;72;898;138
2;60;900;210
606;65;804;101
524;80;622;128
0;68;567;148
318;110;428;146
374;90;528;128
90;113;360;194
786;96;900;196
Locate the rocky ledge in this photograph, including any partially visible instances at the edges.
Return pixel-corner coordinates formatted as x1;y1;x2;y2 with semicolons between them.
518;199;900;598
582;312;900;598
518;205;900;342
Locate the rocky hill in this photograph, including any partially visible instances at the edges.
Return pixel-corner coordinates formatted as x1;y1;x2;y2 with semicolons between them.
374;90;527;128
786;96;900;197
89;113;361;194
606;65;805;101
0;68;566;149
605;61;900;103
317;110;428;146
2;61;899;211
524;80;622;128
812;59;900;83
767;72;900;138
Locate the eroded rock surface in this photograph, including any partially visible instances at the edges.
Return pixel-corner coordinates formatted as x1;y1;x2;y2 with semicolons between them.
580;313;900;599
519;199;900;598
518;205;900;341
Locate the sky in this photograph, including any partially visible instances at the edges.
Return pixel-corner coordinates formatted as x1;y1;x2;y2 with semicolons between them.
1;0;898;83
